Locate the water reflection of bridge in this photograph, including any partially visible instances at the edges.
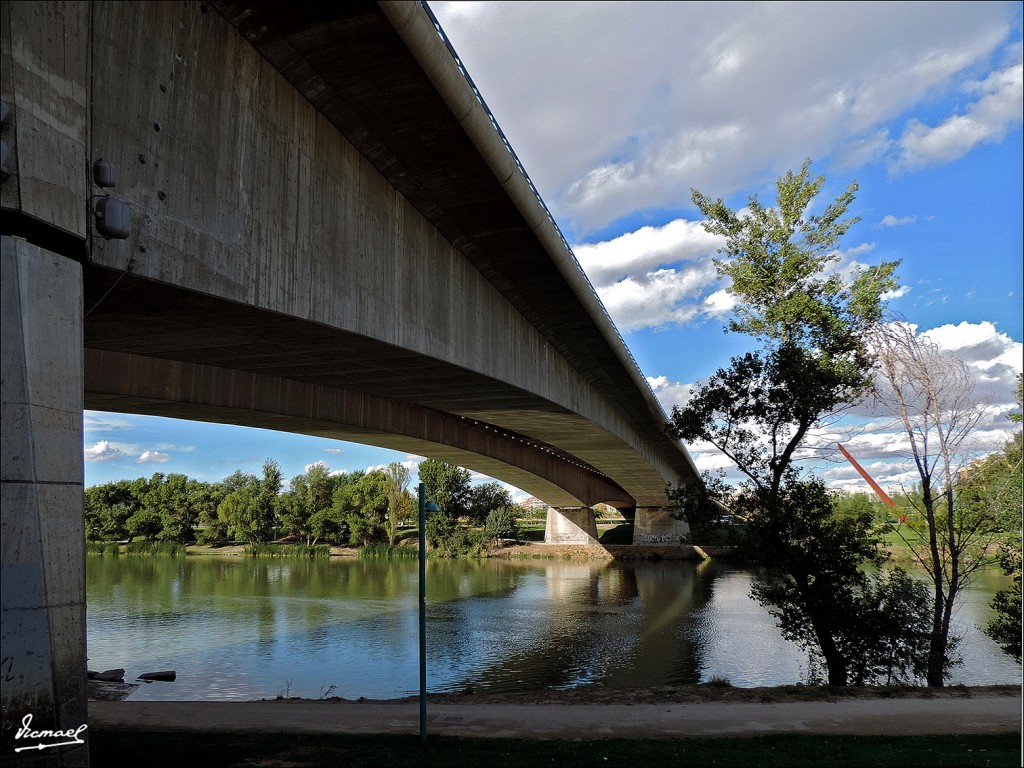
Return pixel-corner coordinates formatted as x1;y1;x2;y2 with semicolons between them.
434;560;719;694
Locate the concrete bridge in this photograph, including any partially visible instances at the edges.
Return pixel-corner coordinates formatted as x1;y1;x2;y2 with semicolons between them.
1;1;698;762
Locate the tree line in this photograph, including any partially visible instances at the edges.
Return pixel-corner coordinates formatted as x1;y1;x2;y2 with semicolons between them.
84;458;524;553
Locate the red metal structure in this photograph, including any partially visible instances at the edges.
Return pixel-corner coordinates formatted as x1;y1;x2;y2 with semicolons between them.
837;444;896;507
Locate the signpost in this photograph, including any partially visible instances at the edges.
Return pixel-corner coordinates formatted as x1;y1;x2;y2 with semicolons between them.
418;483;438;743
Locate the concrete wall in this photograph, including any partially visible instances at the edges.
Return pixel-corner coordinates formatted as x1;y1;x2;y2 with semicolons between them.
0;1;89;238
1;237;87;766
633;508;690;546
544;507;600;546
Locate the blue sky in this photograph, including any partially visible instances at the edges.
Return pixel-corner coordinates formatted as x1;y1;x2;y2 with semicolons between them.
84;1;1023;498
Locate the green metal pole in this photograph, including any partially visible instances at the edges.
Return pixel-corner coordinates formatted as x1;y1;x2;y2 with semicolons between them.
418;482;427;743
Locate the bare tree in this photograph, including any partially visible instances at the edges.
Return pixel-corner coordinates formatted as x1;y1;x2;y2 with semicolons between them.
870;320;999;686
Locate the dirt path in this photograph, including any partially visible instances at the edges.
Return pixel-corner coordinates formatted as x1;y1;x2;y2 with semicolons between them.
89;687;1022;739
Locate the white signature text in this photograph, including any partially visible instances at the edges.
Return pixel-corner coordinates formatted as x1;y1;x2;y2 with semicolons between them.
14;713;88;753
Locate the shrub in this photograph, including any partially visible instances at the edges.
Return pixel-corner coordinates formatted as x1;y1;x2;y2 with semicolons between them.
483;505;520;541
195;523;228;546
435;527;486;558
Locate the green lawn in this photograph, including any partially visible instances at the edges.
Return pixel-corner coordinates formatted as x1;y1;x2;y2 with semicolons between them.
88;730;1021;767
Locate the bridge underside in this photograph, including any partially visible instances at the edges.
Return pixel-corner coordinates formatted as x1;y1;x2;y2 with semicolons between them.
70;0;698;510
2;2;704;762
83;264;645;509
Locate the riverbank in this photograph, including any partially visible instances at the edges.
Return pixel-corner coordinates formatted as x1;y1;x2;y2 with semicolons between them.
88;685;1022;738
174;541;736;561
85;684;1023;767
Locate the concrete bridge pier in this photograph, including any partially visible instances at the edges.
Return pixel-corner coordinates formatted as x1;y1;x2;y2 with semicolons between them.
543;507;600;546
1;237;88;766
632;507;690;546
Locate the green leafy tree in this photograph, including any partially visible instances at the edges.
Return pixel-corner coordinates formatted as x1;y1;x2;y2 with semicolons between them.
467;482;514;525
418;459;472;517
124;510;160;541
834;492;882;522
280;462;340;545
151;473;201;543
742;480;931;685
418;459;472;550
383;462;412;545
218;460;282;549
84;479;145;540
979;374;1022;662
483;505;520;541
845;568;934;685
668;160;902;686
332;470;390;546
198;473;251;545
189;479;227;544
222;469;258;494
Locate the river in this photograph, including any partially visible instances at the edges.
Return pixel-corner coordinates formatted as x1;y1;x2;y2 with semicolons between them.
85;554;1021;701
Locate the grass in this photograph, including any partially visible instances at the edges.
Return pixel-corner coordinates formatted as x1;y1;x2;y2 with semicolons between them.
598;523;634;545
88;541;186;556
360;542;417;560
87;730;1021;767
86;541;122;556
247;543;331;558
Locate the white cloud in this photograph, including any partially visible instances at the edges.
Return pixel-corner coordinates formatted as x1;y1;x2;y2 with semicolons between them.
833;129;893;170
921;320;1024;406
645;375;694;413
846;320;1022;464
661;319;1021;490
895;61;1024;170
847;242;877;255
692;451;738;474
137;450;171;464
364;459;419;475
573;218;723;286
84;441;129;462
597;265;720;331
881;285;912;300
83;413;135;431
880;214;916;227
323;448;343;455
573;218;726;332
432;1;1015;234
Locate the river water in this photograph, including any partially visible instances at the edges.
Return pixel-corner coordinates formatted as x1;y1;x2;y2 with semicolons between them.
85;555;1021;701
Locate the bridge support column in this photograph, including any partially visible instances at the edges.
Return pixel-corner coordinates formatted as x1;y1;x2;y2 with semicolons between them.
632;507;690;546
1;237;88;766
544;507;599;546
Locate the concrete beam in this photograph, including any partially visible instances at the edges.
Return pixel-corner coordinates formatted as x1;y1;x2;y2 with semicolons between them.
79;0;697;506
0;1;89;237
1;237;87;766
84;349;636;509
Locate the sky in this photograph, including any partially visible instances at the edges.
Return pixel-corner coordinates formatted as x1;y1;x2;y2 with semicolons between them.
84;1;1023;500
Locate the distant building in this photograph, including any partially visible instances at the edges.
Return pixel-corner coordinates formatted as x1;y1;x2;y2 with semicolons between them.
520;496;547;511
